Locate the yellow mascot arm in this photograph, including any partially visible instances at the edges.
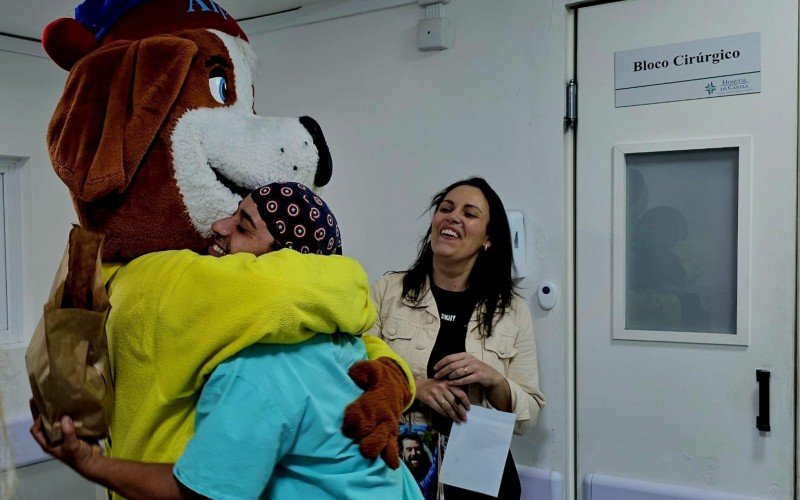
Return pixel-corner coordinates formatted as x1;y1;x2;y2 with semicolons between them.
106;249;375;399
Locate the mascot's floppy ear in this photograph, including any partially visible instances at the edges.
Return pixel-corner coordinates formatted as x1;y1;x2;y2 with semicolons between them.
42;18;99;71
48;36;198;202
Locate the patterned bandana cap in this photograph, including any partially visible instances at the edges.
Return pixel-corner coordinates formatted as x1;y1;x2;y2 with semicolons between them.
250;182;342;255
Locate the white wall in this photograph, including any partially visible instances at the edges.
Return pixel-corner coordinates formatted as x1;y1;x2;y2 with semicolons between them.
247;0;571;477
0;45;72;422
0;41;100;499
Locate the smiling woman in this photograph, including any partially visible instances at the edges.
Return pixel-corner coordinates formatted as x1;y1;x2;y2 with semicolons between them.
366;177;545;500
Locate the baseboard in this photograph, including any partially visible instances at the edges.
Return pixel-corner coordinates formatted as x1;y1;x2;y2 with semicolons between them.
1;416;51;471
518;465;563;500
583;473;766;500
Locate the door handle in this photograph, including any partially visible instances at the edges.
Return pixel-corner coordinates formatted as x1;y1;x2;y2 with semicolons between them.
756;370;770;432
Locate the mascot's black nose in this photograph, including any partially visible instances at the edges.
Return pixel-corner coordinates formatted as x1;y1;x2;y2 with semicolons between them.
299;116;332;187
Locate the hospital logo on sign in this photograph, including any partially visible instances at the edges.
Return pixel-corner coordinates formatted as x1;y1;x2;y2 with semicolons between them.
719;78;751;93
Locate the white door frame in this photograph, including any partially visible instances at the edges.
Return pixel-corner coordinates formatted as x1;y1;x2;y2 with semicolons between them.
563;3;579;499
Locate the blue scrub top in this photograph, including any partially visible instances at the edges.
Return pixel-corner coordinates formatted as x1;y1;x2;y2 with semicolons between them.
174;334;422;500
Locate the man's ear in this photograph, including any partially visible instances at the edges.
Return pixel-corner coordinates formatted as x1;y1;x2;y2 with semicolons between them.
48;36;198;202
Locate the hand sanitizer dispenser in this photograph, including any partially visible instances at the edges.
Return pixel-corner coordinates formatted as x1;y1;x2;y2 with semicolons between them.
506;211;526;279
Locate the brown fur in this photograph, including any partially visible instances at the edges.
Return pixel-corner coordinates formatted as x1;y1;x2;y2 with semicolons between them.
48;31;238;261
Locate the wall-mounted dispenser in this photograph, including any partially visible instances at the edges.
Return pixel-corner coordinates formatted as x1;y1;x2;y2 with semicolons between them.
418;0;452;51
506;210;527;279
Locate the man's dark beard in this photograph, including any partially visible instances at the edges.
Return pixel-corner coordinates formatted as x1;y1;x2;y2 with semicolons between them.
404;455;432;482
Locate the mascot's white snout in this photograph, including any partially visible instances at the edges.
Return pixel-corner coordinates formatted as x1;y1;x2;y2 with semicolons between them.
172;110;324;236
171;30;330;237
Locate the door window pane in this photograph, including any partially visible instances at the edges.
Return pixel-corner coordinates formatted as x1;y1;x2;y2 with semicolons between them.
626;148;737;334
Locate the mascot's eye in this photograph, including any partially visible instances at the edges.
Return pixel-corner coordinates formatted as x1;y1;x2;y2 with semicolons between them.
209;76;228;104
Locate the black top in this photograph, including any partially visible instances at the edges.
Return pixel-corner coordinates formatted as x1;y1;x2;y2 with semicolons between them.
426;283;478;434
424;283;522;499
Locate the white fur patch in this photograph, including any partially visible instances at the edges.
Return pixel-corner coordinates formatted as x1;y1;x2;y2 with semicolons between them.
171;32;321;236
209;30;256;114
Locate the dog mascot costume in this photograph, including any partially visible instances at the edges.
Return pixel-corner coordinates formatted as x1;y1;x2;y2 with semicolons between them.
39;0;414;487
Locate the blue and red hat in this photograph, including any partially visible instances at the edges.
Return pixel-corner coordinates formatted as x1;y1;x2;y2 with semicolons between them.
251;182;343;256
43;0;248;70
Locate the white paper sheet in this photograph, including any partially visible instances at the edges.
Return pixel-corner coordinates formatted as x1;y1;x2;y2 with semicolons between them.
439;405;516;497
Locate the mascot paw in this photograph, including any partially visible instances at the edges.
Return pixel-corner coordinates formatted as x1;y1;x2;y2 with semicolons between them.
343;357;411;469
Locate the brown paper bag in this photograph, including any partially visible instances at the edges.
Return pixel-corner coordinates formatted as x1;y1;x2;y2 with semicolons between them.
25;225;113;443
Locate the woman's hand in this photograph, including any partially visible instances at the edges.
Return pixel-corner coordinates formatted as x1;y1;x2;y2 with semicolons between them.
435;353;513;412
434;352;504;388
415;377;470;422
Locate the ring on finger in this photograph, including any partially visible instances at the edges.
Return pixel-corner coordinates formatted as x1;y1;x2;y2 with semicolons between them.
440;399;448;406
462;367;468;375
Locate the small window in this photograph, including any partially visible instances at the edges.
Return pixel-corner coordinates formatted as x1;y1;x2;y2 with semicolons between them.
611;138;751;346
0;157;22;345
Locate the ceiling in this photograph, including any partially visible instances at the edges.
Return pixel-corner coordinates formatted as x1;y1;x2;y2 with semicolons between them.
1;0;310;41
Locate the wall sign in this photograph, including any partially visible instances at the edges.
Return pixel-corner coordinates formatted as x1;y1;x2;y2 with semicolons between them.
614;32;760;107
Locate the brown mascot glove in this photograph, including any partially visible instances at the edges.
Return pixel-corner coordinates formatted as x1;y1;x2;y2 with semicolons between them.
343;357;413;469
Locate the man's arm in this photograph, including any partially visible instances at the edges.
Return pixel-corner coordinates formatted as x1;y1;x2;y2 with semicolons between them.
30;415;201;500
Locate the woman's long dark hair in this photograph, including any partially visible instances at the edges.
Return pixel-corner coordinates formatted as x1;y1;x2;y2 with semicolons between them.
401;177;515;337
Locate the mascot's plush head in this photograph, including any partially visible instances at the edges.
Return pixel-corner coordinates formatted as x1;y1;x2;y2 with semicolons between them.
42;0;332;261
